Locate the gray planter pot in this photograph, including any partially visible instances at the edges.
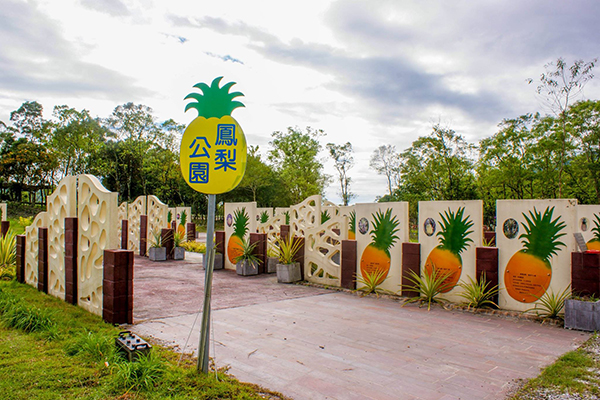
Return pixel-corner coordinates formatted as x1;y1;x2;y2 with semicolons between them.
148;247;167;261
565;299;600;331
277;262;301;283
236;260;259;276
202;253;224;270
173;247;185;260
267;257;278;274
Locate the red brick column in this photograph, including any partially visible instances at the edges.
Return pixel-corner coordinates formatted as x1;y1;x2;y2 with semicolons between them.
341;239;357;289
187;222;196;242
162;228;174;260
280;224;290;241
250;233;267;274
401;243;420;297
140;215;147;256
121;220;128;250
171;221;177;230
476;247;499;304
38;227;48;293
64;217;78;305
103;249;134;324
1;221;9;237
293;236;305;279
215;231;225;255
572;252;600;297
16;235;26;283
484;231;496;246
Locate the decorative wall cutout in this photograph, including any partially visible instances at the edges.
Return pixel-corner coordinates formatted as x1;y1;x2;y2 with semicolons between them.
46;176;77;300
576;205;600;250
25;212;48;287
304;214;348;286
290;195;321;238
128;196;146;253
257;213;286;253
148;195;168;236
77;175;118;316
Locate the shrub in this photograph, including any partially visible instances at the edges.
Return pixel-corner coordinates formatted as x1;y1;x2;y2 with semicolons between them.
401;267;452;310
458;273;499;310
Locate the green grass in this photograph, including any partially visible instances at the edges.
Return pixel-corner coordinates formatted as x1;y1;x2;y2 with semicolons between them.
510;335;600;398
6;217;30;235
0;280;287;400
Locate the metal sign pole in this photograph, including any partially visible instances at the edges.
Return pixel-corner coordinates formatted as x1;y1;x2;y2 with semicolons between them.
197;193;216;373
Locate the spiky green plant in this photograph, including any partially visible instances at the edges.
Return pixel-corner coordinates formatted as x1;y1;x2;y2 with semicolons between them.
260;211;270;224
233;238;261;266
402;267;452;311
0;230;16;280
524;285;571;319
274;237;303;265
355;270;394;297
458;273;499;310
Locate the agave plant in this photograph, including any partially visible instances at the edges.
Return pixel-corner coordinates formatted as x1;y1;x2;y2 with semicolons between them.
401;266;452;310
0;230;17;280
458;273;499;310
354;270;394;297
523;285;571;320
274;237;302;265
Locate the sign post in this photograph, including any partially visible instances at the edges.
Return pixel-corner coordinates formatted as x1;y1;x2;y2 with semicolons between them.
179;77;246;373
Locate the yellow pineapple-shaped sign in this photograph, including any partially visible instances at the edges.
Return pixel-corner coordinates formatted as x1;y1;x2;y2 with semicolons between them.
180;77;247;194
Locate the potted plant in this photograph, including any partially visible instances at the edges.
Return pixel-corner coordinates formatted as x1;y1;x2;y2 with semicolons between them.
275;237;303;283
234;238;262;276
148;230;167;261
266;246;278;274
565;291;600;331
173;231;185;260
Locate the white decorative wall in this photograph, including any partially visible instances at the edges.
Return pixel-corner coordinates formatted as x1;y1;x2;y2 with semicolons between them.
576;204;600;250
77;175;118;315
46;176;77;299
224;202;256;270
304;213;348;286
497;199;577;312
148;195;168;237
356;202;409;294
418;201;483;303
24;212;47;287
290;195;321;238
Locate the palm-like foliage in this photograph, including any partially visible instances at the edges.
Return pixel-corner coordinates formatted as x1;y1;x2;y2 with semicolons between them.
274;237;302;264
458;273;499;310
524;285;571;319
0;231;17;280
355;270;393;297
402;267;452;310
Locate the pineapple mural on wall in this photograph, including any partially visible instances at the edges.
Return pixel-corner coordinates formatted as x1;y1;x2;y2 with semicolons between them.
227;207;249;264
587;214;600;250
424;207;474;293
359;209;400;284
504;206;566;303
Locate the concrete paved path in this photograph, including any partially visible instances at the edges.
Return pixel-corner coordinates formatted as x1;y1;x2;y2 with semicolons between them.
130;254;589;400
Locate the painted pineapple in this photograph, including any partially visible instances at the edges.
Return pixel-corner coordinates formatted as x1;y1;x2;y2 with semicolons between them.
359;209;400;284
586;214;600;250
348;211;356;240
505;206;566;303
260;211;270;224
178;210;187;236
424;207;473;293
227;207;249;264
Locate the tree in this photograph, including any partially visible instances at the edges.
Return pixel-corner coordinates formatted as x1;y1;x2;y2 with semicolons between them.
529;57;597;197
236;146;275;203
326;142;355;206
268;126;329;205
369;145;400;196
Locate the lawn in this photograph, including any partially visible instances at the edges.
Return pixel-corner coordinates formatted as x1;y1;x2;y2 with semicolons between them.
0;280;286;400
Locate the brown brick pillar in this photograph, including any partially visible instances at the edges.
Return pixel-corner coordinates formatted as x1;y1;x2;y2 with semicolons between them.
401;242;420;297
483;231;496;246
121;220;128;250
16;235;26;283
103;249;134;325
280;224;291;242
572;252;600;297
171;221;177;230
476;247;499;305
162;228;174;260
1;221;9;237
38;227;48;293
250;233;267;274
341;239;357;289
215;231;225;255
140;215;147;256
64;217;78;305
187;222;196;242
293;236;305;279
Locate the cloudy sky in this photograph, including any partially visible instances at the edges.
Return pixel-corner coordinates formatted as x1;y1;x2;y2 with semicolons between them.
1;0;599;204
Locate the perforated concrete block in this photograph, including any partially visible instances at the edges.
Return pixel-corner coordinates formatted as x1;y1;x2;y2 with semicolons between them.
25;212;47;288
47;176;77;300
78;175;118;316
148;195;168;236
